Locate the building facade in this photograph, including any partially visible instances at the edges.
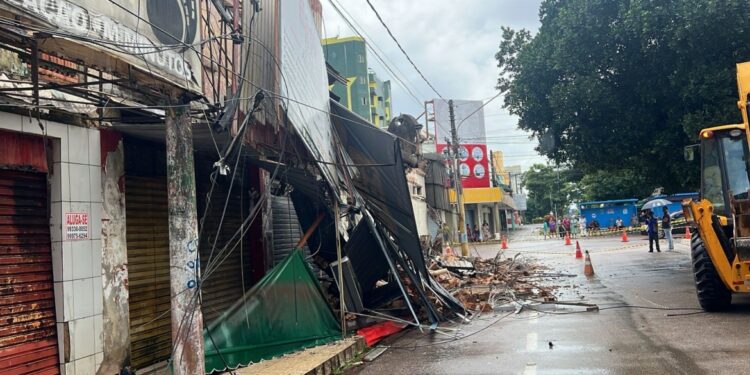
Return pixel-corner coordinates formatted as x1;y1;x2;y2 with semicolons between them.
369;70;392;128
323;36;392;125
427;99;512;239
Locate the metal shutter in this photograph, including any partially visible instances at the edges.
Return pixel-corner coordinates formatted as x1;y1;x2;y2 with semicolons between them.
125;176;171;371
271;195;310;266
198;178;252;325
0;170;60;375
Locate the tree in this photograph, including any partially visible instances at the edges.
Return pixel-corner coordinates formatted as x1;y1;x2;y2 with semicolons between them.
522;163;582;219
579;169;651;202
497;0;750;195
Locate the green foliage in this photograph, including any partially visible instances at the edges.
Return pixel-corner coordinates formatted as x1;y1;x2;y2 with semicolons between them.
579;169;652;201
497;0;750;193
522;163;582;218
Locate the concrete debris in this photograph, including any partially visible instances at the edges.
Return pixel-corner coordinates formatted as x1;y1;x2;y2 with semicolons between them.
363;346;389;362
429;253;561;313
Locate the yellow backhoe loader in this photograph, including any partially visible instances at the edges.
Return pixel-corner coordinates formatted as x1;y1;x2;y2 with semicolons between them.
683;62;750;311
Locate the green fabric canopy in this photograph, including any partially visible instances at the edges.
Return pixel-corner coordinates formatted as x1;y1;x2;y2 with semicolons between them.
203;249;341;373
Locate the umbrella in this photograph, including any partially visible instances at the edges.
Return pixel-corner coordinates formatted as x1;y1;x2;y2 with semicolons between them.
641;198;672;210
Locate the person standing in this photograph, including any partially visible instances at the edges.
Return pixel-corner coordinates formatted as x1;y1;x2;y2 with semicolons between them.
646;210;661;253
442;222;451;245
662;206;673;250
549;216;557;238
543;219;550;239
571;216;579;238
579;216;587;237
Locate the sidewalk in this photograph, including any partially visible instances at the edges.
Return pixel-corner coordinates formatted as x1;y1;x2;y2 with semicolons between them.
238;337;365;375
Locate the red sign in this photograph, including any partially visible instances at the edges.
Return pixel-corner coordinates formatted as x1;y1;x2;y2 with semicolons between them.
437;143;490;188
65;212;89;241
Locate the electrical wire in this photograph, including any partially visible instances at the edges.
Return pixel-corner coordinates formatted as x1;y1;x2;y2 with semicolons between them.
456;91;503;131
389;312;514;350
363;0;446;101
325;0;426;107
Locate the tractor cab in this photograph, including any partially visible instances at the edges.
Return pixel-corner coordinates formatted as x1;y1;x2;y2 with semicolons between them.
697;125;750;220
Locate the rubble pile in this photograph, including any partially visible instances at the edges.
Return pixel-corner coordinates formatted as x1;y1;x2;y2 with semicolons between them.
429;253;558;313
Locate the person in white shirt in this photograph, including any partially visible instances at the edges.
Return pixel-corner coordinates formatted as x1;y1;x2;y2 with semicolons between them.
579;216;587;237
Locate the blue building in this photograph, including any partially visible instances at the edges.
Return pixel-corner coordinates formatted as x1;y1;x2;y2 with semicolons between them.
579;199;639;229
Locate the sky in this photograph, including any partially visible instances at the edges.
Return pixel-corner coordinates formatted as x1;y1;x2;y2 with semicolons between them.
321;0;546;170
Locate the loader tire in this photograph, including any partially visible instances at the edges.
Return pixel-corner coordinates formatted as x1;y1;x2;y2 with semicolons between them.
691;232;731;311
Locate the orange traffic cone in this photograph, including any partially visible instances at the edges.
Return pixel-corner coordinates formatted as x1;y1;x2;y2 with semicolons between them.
564;232;572;246
584;250;595;277
621;229;629;242
501;236;508;250
684;226;691;240
575;241;583;259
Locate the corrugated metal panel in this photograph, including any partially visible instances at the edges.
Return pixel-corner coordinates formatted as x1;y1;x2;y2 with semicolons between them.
125;176;171;371
0;130;48;173
197;175;252;325
271;195;305;266
0;170;60;375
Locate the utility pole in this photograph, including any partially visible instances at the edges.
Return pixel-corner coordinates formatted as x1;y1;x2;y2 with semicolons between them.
449;100;470;256
165;97;205;374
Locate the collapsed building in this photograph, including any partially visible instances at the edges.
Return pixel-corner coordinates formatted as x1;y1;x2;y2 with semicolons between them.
0;0;464;374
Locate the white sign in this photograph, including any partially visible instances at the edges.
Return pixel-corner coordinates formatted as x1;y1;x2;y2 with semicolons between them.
471;146;484;161
280;0;339;196
65;212;89;240
3;0;200;89
433;99;487;145
473;164;485;178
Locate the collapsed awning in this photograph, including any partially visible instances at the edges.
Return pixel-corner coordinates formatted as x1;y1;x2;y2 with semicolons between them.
330;100;466;323
203;249;340;373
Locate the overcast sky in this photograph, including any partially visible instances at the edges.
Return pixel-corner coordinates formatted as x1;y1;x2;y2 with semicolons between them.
322;0;546;170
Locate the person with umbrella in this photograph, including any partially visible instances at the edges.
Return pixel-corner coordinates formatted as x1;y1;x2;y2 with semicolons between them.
645;210;661;252
642;199;670;253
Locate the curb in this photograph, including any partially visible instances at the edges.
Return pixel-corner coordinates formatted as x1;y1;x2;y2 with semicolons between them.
238;336;366;375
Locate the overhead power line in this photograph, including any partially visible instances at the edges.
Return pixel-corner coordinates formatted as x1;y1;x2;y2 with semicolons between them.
457;91;503;131
328;0;427;99
326;0;424;108
364;0;446;101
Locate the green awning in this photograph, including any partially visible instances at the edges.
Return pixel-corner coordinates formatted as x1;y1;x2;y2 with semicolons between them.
203;249;341;373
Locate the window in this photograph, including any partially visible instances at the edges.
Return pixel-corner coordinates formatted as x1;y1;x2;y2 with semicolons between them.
359;76;367;84
721;135;750;200
702;138;724;215
361;96;367;106
358;54;364;63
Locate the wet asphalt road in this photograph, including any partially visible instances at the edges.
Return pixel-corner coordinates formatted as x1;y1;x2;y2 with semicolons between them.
352;226;750;375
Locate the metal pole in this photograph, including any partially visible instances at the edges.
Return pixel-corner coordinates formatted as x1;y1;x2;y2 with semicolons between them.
166;99;205;374
334;203;346;337
449;100;469;256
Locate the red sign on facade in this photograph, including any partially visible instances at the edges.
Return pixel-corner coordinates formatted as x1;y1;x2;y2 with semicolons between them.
65;212;89;241
437;143;490;188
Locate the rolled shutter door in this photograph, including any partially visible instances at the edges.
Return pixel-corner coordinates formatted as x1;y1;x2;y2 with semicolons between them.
271;195;314;268
0;170;60;375
125;176;171;371
198;180;251;325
